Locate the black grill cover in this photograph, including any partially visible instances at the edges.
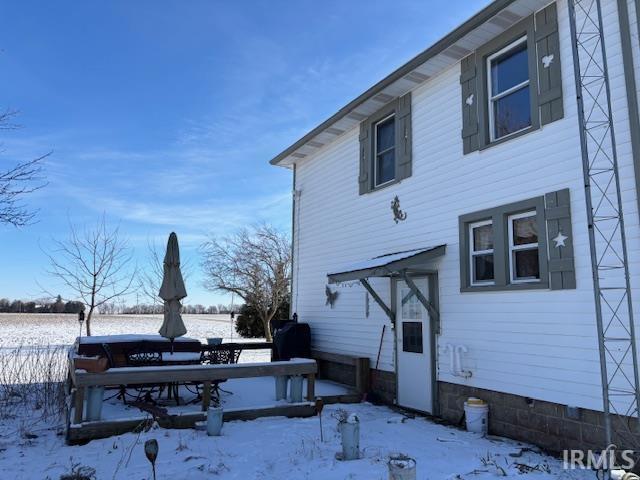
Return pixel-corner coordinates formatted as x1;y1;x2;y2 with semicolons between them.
273;322;311;361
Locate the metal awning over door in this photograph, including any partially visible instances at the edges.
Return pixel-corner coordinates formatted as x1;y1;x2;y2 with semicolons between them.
326;245;445;329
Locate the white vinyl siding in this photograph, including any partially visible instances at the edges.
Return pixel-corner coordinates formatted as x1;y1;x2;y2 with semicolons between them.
290;0;640;413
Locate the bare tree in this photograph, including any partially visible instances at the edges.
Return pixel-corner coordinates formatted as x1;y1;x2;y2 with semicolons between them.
201;224;290;341
44;216;137;335
137;238;192;305
0;109;49;227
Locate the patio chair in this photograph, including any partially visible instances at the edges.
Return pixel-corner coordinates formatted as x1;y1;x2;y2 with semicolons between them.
121;343;171;405
198;346;242;403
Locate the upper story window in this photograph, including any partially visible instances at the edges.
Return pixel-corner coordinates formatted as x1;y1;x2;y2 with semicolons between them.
487;37;531;141
358;93;412;195
374;115;396;187
460;3;564;154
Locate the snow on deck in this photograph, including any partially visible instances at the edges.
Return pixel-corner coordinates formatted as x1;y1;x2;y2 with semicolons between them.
1;401;591;479
99;377;349;421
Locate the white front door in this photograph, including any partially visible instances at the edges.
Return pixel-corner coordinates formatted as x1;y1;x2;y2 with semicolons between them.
396;278;433;413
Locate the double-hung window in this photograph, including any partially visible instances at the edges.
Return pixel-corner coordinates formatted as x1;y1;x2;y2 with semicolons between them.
508;211;540;282
374;114;396;187
358;92;412;195
487;37;531;141
460;6;565;154
459;194;549;291
469;220;494;285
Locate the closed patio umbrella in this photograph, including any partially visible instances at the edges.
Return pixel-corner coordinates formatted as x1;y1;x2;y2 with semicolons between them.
158;232;187;350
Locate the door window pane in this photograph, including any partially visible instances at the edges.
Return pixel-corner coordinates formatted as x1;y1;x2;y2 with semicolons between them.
493;87;531;138
401;288;422;320
402;322;423;354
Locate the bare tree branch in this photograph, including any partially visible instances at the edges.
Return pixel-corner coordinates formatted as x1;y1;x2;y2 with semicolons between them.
0;108;49;227
42;215;138;335
200;224;291;341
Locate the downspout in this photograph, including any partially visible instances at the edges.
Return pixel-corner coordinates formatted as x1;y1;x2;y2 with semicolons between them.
290;163;297;318
617;0;640;221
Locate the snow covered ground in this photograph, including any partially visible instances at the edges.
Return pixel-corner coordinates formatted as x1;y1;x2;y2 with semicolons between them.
0;315;594;478
1;401;593;479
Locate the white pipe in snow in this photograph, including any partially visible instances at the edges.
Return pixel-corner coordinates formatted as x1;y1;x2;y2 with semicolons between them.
455;345;473;378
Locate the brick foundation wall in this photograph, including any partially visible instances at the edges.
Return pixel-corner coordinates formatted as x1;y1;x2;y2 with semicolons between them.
438;381;639;455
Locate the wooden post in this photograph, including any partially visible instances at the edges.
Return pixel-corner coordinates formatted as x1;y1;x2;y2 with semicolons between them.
306;373;315;401
202;381;211;411
74;387;85;424
355;357;370;394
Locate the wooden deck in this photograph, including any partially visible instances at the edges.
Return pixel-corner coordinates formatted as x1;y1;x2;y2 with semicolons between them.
67;358;323;443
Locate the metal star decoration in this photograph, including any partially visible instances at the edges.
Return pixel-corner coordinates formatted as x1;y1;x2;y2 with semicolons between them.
553;231;568;248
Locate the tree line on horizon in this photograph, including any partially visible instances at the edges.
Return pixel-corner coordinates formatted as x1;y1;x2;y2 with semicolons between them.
0;295;238;316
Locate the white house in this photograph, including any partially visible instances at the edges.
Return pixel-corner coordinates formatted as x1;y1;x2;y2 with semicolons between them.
270;0;640;453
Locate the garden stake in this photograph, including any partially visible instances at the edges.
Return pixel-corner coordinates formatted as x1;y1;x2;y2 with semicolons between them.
315;398;325;442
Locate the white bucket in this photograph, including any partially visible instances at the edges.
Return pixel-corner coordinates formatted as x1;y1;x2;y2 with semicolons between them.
206;407;224;436
464;398;488;434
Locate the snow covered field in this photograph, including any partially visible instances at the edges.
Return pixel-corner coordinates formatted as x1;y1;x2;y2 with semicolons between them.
0;402;592;479
0;313;270;362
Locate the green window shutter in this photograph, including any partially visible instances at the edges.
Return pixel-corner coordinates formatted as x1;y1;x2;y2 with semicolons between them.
460;54;479;154
535;3;564;125
395;92;412;181
359;122;371;195
545;188;575;289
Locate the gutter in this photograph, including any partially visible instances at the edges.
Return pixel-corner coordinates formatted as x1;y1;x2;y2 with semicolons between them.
269;0;518;166
617;0;640;221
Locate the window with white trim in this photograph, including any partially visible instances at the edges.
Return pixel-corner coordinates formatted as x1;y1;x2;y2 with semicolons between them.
508;211;540;282
374;114;396;187
469;220;494;286
459;194;549;292
487;36;532;141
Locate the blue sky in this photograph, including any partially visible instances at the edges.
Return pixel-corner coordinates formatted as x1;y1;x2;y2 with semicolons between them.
0;0;489;307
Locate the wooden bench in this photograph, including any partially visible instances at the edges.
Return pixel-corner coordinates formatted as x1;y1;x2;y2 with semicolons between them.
70;359;317;425
311;350;370;394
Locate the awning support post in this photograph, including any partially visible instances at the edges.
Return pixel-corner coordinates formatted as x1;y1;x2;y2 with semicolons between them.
401;271;440;334
360;279;395;325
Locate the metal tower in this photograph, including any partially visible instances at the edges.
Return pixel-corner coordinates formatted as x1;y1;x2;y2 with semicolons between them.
568;0;640;456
